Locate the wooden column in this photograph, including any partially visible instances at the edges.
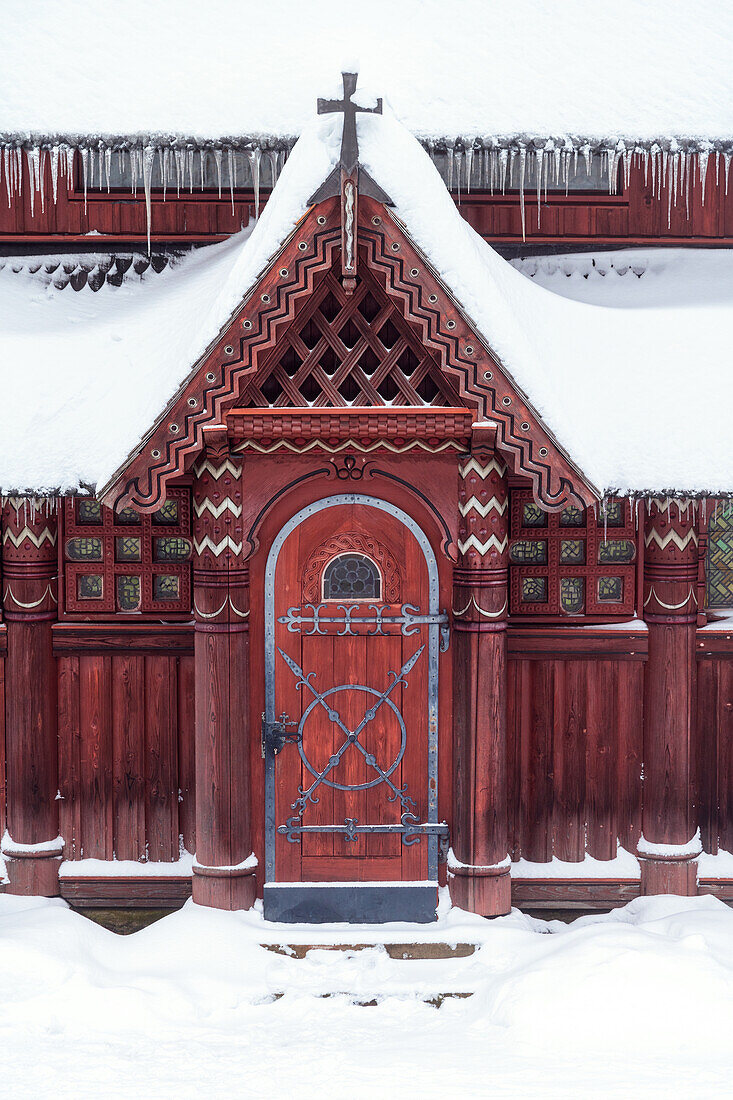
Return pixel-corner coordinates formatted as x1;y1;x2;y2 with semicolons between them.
191;433;256;909
641;499;700;894
451;450;511;915
1;498;61;894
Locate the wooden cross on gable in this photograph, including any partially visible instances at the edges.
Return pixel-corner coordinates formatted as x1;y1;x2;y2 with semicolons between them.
309;72;393;293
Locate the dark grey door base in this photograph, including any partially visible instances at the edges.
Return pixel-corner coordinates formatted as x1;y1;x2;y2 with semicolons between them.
263;882;439;924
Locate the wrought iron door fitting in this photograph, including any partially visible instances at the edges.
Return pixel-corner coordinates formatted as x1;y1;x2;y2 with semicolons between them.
261;712;300;757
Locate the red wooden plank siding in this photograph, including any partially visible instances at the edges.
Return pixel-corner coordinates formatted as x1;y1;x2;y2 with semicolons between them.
3;155;733;245
177;655;196;856
508;654;644;865
0;662;5;846
58;651;193;864
112;656;146;861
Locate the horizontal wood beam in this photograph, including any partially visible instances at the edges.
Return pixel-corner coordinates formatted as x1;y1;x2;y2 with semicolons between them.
507;627;648;660
52;622;194;656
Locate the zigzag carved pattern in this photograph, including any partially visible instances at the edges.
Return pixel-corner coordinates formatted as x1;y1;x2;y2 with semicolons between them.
104;195;593;512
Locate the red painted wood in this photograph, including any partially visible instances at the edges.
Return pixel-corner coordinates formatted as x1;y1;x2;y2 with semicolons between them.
585;661;616;860
53;623;194;655
112;656;146;861
145;656;179;861
552;661;586;862
0;663;5;846
78;656;114;859
177;655;196;856
271;503;431;884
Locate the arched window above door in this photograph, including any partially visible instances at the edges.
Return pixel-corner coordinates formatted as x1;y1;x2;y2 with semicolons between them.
322;553;381;601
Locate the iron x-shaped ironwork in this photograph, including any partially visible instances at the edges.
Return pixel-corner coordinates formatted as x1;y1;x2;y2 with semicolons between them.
276;644;423;840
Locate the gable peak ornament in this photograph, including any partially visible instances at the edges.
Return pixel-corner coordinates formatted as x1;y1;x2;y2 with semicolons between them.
309;71;393;293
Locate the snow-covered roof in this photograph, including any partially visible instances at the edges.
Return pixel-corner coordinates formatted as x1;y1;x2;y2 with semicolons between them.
1;106;732;499
3;0;732;152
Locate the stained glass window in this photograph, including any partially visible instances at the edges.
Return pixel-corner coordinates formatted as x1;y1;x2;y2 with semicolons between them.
509;540;547;564
509;491;637;618
322;554;381;600
66;537;103;561
63;489;191;616
707;507;733;608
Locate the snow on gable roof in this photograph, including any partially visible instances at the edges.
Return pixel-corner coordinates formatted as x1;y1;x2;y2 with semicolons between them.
1;106;733;499
2;0;732;149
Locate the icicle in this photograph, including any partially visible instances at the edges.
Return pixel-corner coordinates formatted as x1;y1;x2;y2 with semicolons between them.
268;148;279;194
143;144;155;254
199;148;206;191
248;148;261;216
187;148;194;193
174;147;184;197
49;145;59;204
105;147;111;193
227;147;235;213
97;146;104;193
536;149;543;227
465;143;474;194
160;147;168;202
214;148;223;199
650;146;656;195
26;148;37;217
518;145;526;242
685;150;692;219
446;143;455;191
499;148;508;194
3;146;12;206
724;153;731;196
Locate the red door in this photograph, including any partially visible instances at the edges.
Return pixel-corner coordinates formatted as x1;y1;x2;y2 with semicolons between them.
263;496;442;921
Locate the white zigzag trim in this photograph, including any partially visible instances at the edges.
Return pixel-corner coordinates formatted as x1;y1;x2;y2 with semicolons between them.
194;498;243;519
233;437;462;456
644;528;698;551
459;457;507;480
193;535;243;557
193;459;242;479
459;496;508;517
2;527;57;548
457;534;508;556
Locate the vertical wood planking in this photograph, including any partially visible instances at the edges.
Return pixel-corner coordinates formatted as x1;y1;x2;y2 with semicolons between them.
112;656;146;861
57;656;81;857
552;660;587;861
524;661;553;862
617;661;643;854
719;661;733;853
144;656;179;861
177;655;196;856
78;656;113;859
0;662;5;844
585;661;617;860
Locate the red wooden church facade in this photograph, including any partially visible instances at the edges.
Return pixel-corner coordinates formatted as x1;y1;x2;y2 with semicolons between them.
1;89;732;922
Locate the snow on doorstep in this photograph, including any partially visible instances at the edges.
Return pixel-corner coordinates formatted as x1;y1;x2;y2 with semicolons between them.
698;848;733;878
637;830;702;859
1;892;732;1097
2;0;732;146
3;108;733;497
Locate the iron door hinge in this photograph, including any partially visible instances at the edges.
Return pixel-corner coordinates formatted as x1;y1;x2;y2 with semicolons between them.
261;712;300;757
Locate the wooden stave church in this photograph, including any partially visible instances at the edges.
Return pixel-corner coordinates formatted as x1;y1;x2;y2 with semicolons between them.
1;76;733;924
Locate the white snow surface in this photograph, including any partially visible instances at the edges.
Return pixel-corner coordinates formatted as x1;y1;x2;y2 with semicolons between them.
2;109;733;496
2;0;732;144
0;891;732;1097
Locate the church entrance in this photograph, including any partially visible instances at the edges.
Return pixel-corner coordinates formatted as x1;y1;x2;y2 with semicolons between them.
262;492;448;922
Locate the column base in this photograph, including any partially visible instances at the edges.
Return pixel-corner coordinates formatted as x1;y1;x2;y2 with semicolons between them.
192;863;257;911
4;854;62;897
449;863;511;917
639;857;698;896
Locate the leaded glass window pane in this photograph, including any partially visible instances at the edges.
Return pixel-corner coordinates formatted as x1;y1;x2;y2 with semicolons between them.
707;508;733;607
598;539;635;563
117;575;141;611
77;499;102;525
66;537;103;561
153;575;180;600
560;539;585;564
152;500;179;525
522;503;547;528
77;574;103;599
560;506;584;527
116;536;141;562
154;537;192;562
600;500;625;528
509;540;547;564
560;577;585;614
115;506;141;526
521;577;547;603
322;554;381;600
598;576;624;602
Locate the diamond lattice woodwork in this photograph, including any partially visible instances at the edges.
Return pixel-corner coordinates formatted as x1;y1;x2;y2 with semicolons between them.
237;250;462;409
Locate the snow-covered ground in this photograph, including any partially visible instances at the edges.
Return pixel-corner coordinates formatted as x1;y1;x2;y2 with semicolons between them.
1;892;732;1098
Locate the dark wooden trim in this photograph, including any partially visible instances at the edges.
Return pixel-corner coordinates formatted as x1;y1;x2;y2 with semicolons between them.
60;876;192;908
507;626;648;660
511;878;641;908
52;622;194;655
0;624;7;657
698;880;733;901
696;627;733;659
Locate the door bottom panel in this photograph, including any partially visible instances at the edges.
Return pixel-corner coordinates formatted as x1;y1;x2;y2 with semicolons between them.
263;881;439;924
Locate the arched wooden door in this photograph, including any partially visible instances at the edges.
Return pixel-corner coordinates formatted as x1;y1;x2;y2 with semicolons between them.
263;493;447;923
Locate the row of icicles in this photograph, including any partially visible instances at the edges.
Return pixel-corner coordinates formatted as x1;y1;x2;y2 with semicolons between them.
1;139;732;247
